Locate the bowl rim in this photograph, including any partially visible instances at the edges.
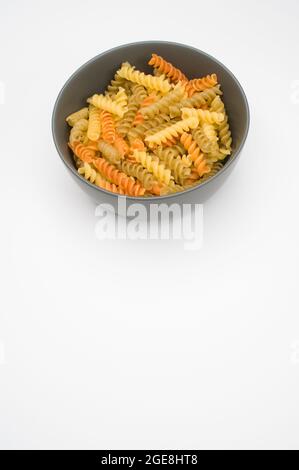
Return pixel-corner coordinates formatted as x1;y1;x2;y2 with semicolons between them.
52;40;250;201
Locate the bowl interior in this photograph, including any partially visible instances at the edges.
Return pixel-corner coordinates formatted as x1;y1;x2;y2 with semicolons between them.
52;41;249;177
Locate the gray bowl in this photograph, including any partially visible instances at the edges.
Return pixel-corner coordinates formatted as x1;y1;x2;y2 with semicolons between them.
52;41;249;209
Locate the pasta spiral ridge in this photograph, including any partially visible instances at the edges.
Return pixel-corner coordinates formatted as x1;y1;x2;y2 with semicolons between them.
66;107;89;127
106;69;131;97
199;162;223;183
116;85;148;135
133;93;158;125
182;107;224;125
113;87;128;110
69;119;88;145
93;157;145;196
148;54;188;84
119;160;160;194
87;105;101;141
98;139;122;164
118;63;172;94
114;133;129;157
133;150;173;185
206;147;231;163
71;141;96;163
153;147;191;184
192;125;218;153
87;94;126;118
127;114;172;141
131;84;148;103
116;99;140;137
141;84;186;119
210;96;232;152
168;86;222;117
78;162;124;194
186;74;218;97
100;110;116;144
145;116;199;145
180;133;211;176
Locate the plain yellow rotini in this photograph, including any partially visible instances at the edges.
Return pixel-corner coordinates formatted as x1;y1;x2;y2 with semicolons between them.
133;150;173;185
87;105;101;141
66;107;89;127
181;107;224;125
118;63;172;94
69;118;88;145
145;116;199;145
87;94;127;118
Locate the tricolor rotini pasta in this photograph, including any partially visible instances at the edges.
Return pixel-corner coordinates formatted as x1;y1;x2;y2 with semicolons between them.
66;53;233;196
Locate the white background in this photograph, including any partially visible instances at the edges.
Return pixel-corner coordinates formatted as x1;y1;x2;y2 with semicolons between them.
0;0;299;450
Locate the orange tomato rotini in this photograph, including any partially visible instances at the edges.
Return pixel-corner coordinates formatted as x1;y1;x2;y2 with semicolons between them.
148;54;188;84
114;133;129;157
70;142;95;163
133;93;158;125
93;157;146;196
180;133;211;176
186;74;218;97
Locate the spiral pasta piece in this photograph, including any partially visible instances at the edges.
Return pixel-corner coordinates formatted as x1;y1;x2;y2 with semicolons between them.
69;119;88;145
133;93;158;125
141;84;186;119
127;113;172;142
119;160;161;194
180;133;211;176
93;157;145;196
210;96;232;153
98;140;122;164
181;107;224;125
186;74;218;97
71;141;96;163
168;86;222;117
114;133;129;157
85;139;99;151
113;87;128;110
118;63;172;94
199;162;223;182
87;93;126;118
153;146;191;184
107;71;131;97
192;124;218;153
78;162;124;194
100;110;116;144
148;54;188;84
132;150;173;185
130;84;148;102
206;147;231;163
86;105;101;141
116;86;147;136
66;107;89;127
145;116;199;145
160;179;185;194
130;138;145;151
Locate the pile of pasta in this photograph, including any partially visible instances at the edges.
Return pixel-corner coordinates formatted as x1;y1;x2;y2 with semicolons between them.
66;54;232;196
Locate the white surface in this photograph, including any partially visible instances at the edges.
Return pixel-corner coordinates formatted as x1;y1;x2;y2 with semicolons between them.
1;0;299;450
